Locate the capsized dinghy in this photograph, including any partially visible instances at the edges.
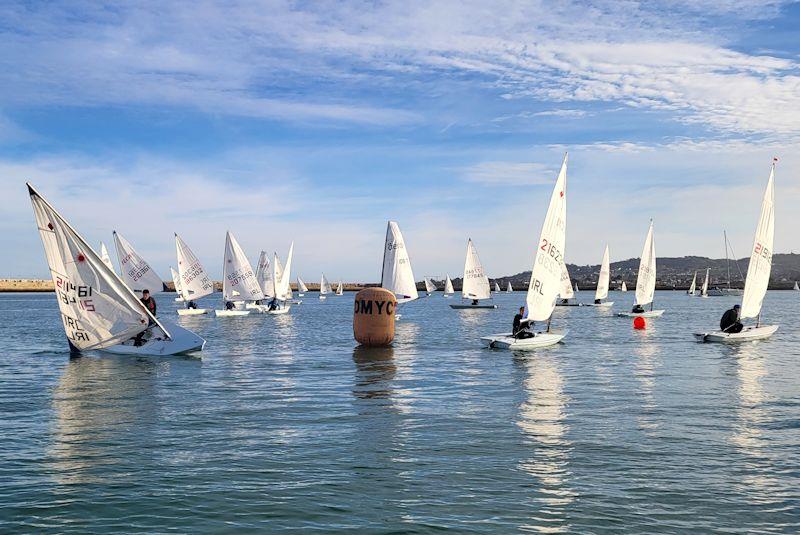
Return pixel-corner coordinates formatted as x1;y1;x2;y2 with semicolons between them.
28;184;205;356
695;160;778;343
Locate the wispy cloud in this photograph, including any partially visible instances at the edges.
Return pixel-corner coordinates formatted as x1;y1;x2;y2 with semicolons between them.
461;161;556;186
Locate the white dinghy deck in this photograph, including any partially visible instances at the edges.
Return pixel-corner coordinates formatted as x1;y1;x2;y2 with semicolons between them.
450;303;498;309
214;309;251;317
585;301;614;308
694;324;778;343
177;308;209;316
617;309;665;318
482;329;567;350
104;320;205;355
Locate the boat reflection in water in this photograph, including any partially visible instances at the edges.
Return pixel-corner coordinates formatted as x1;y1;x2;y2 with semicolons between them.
352;346;396;401
515;354;575;533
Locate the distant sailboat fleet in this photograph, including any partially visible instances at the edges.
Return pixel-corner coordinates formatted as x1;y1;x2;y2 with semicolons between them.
27;156;783;356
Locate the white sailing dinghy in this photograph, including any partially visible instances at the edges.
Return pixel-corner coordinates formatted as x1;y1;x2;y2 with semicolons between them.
175;233;214;315
494;281;501;293
248;251;272;310
700;268;710;298
267;243;294;314
113;231;165;294
450;239;496;309
319;274;332;299
335;281;344;296
482;154;569;349
555;262;580;306
443;274;455;298
687;271;697;296
170;267;184;302
621;281;628;292
618;220;665;318
695;161;778;342
506;281;513;293
99;242;114;272
424;278;437;296
574;282;579;293
794;281;799;291
28;184;205;356
380;221;419;318
586;244;613;307
215;232;263;316
297;277;309;297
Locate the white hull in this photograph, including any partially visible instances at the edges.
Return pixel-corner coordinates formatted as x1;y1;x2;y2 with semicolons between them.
585;301;614;307
177;308;208;316
450;303;497;309
290;300;303;305
267;305;291;315
319;295;327;300
174;297;183;302
481;330;567;350
617;309;665;318
213;309;251;317
694;324;778;343
103;321;205;356
443;294;453;298
555;302;582;307
298;293;305;297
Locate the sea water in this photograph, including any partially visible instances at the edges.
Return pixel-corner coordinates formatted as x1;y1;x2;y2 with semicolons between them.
0;291;798;533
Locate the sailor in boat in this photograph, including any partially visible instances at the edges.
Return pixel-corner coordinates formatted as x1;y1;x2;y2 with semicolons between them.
631;303;645;314
186;300;198;310
268;298;278;311
471;299;479;306
134;289;157;346
720;304;743;334
225;300;236;311
594;298;602;305
512;307;535;339
559;298;570;305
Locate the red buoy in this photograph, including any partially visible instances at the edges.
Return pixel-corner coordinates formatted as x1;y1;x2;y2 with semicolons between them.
633;316;646;330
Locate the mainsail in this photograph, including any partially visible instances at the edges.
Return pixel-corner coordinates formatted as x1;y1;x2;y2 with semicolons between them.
444;275;454;295
28;184;164;351
635;220;656;307
320;274;332;295
380;221;419;303
595;245;610;301
222;232;263;302
425;278;437;293
297;277;309;293
99;242;114;271
688;271;697;295
559;263;575;300
701;268;710;297
494;282;501;292
113;231;164;293
621;281;628;292
506;281;513;293
274;242;294;301
740;161;775;320
255;251;273;299
175;234;214;301
170;267;183;296
526;154;568;322
461;239;491;300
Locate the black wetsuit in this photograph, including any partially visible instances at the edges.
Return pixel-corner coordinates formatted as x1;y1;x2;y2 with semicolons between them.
720;308;743;333
512;313;534;339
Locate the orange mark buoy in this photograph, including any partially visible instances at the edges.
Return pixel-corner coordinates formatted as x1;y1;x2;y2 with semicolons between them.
353;287;396;346
633;316;646;330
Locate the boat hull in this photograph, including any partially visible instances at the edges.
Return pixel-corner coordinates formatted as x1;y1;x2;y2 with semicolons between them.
450;303;497;309
481;330;567;350
694;324;778;343
177;308;208;316
267;305;291;315
617;309;665;318
585;301;614;307
103;320;205;356
213;309;251;317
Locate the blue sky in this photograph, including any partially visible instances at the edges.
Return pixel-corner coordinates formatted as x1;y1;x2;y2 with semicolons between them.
1;0;799;281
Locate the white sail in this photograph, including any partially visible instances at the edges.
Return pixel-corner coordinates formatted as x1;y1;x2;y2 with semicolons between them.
494;282;501;292
380;221;419;303
175;234;214;301
462;239;491;300
425;278;437;293
99;242;114;271
527;154;568;322
320;274;332;295
621;281;628;292
635;220;657;307
170;267;182;296
574;282;579;292
297;277;309;293
687;271;697;295
444;275;454;295
506;281;513;293
794;281;799;291
272;253;285;299
222;232;263;302
255;251;274;299
559;262;575;299
274;242;294;301
595;245;610;301
113;231;164;293
701;268;710;297
740;162;775;319
336;281;343;295
28;184;163;350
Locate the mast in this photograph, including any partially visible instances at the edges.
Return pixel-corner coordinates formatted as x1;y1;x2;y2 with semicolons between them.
724;230;731;289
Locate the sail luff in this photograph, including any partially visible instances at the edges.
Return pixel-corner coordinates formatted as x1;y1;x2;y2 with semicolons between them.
740;162;775;319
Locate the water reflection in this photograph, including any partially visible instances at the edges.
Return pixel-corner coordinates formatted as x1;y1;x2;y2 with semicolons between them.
49;356;166;486
352;346;396;400
632;331;659;433
515;355;574;533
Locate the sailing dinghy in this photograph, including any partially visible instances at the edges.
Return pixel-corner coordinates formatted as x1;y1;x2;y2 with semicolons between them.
170;267;184;302
450;239;496;309
794;281;799;291
99;242;114;271
586;244;613;307
620;281;628;292
297;277;309;297
687;271;697;296
113;231;165;294
335;281;344;296
380;221;419;318
175;233;214;315
494;281;501;292
214;232;263;316
555;262;580;306
700;268;710;298
506;281;513;293
617;220;665;318
266;243;294;314
482;154;569;349
424;278;437;296
695;160;778;342
28;184;205;356
443;275;454;298
319;274;332;299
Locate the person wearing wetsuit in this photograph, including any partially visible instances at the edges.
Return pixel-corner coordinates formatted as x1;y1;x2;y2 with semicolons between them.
631;303;645;314
135;289;157;346
720;304;743;333
513;306;534;339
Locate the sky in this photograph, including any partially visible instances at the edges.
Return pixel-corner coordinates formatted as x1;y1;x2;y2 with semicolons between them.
1;0;799;282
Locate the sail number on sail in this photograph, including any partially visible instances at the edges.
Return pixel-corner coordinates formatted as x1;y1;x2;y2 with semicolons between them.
119;252;156;284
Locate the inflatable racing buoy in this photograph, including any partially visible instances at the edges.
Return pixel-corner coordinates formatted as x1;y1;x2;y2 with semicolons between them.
353;287;396;346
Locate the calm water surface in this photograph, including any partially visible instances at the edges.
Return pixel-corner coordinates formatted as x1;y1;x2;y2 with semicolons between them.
1;291;798;533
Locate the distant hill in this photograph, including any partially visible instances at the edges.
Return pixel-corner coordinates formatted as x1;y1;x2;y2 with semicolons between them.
445;254;800;291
